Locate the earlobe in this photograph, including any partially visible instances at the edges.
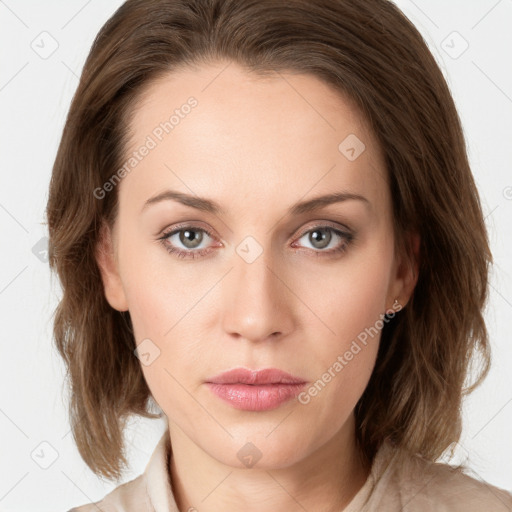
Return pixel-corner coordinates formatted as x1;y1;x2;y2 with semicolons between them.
95;221;129;312
390;231;420;311
400;231;420;307
411;230;420;277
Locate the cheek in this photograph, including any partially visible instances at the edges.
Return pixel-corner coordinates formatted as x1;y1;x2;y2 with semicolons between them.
300;237;394;352
289;238;393;415
125;270;206;417
293;248;392;425
119;243;209;385
118;231;188;340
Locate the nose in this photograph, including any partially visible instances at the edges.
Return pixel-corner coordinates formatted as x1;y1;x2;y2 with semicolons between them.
221;247;295;343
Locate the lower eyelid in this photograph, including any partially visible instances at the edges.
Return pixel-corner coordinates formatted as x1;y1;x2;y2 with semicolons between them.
160;228;214;250
160;225;352;257
293;228;352;251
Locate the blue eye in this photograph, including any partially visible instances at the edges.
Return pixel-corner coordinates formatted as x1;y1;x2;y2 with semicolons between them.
158;224;354;260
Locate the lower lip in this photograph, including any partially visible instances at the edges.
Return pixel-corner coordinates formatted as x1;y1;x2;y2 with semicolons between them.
206;382;307;411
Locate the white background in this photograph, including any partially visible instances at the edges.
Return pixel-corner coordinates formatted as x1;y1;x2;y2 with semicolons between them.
0;0;511;510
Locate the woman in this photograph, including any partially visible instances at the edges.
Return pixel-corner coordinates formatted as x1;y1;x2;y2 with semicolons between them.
47;0;512;510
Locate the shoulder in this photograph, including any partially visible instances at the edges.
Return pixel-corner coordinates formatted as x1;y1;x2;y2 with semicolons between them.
370;442;512;511
66;472;151;512
66;430;173;512
401;457;512;511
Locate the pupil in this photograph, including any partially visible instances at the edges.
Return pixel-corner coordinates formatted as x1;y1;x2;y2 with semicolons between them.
311;229;331;249
181;229;202;248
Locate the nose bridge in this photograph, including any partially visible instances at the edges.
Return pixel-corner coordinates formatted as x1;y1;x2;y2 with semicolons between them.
221;240;293;342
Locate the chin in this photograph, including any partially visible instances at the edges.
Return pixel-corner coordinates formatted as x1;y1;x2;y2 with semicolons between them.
206;430;312;471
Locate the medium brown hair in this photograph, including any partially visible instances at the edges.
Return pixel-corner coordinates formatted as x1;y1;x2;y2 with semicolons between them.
46;0;492;481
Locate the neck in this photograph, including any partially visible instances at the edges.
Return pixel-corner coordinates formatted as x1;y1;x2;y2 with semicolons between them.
167;414;371;512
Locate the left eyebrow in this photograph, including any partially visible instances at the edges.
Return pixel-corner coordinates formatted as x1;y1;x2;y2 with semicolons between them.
140;189;370;215
289;191;370;215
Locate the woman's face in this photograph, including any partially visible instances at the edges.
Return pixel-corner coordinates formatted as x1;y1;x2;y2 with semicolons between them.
97;61;416;468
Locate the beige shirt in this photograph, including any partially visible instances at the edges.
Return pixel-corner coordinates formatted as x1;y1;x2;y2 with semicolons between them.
70;429;512;511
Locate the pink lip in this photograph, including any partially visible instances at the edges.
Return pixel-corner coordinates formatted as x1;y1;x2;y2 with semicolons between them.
207;368;306;385
205;368;307;411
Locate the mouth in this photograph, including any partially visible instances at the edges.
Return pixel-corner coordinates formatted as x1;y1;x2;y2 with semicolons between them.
206;367;307;385
205;367;307;411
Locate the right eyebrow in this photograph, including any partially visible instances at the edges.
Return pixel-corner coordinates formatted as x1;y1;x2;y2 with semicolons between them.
141;189;225;215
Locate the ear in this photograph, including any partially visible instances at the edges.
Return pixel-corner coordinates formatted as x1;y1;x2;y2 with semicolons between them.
387;231;420;311
95;220;129;312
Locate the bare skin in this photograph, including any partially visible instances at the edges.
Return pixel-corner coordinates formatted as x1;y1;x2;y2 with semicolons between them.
96;60;418;512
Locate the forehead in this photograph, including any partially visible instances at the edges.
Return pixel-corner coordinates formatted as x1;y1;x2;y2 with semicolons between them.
119;61;388;219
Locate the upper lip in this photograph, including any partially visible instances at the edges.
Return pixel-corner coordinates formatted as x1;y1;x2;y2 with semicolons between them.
206;368;306;385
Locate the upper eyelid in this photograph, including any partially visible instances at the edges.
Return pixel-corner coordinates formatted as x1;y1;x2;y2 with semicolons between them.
162;225;214;240
161;222;351;247
162;220;351;236
296;222;351;237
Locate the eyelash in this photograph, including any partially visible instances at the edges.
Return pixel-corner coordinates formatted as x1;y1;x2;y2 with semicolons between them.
158;223;354;260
